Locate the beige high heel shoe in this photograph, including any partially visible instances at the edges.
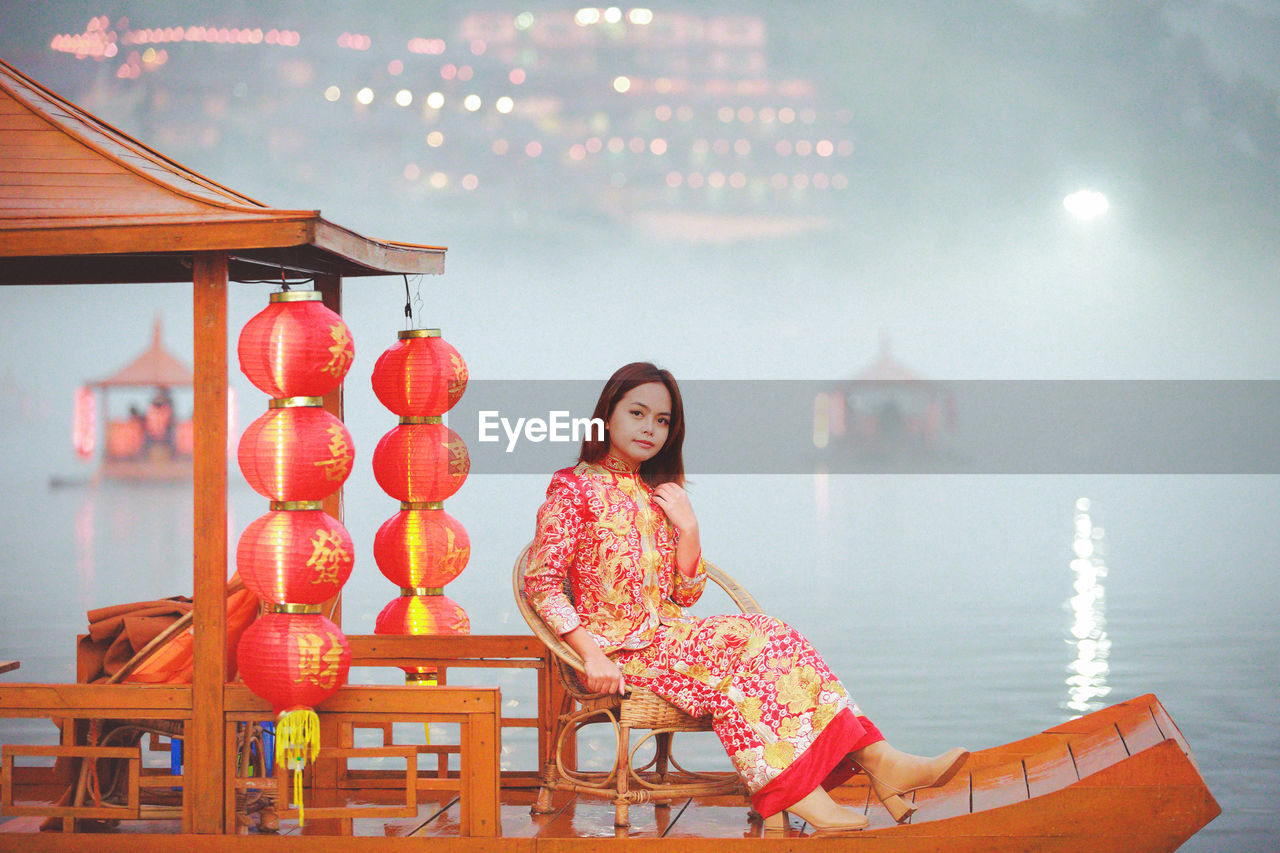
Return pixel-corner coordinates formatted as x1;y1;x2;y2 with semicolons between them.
853;744;970;823
763;786;869;836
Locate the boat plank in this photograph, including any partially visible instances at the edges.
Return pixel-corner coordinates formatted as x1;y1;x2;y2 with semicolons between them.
500;788;575;838
1045;694;1156;734
961;732;1070;766
1069;724;1129;780
971;759;1029;813
661;802;776;838
907;771;970;823
532;796;667;838
1023;741;1078;798
1149;701;1196;762
403;794;461;837
1116;707;1165;755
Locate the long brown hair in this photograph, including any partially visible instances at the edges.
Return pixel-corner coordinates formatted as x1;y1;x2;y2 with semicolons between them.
579;362;686;487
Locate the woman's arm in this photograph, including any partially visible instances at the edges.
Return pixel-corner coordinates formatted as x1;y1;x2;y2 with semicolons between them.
524;473;588;635
563;625;626;695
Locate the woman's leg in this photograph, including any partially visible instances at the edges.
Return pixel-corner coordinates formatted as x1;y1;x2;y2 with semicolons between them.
851;740;970;821
620;614;874;820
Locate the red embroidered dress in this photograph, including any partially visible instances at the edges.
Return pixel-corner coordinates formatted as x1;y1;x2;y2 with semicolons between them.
525;456;885;816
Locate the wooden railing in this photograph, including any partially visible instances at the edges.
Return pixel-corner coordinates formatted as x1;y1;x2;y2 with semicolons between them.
0;634;563;837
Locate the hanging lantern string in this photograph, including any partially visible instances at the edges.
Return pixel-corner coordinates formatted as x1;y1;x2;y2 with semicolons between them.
403;275;413;326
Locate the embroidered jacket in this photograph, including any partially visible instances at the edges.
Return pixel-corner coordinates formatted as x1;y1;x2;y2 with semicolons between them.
525;456;708;654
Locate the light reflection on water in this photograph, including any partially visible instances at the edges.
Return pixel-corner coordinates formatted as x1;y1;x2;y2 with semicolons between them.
1064;496;1111;716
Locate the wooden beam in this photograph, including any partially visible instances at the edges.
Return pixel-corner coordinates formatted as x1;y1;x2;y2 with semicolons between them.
0;684;191;715
312;219;445;276
347;634;546;661
315;273;344;630
223;685;498;716
0;216;316;259
191;250;229;834
314;272;344;792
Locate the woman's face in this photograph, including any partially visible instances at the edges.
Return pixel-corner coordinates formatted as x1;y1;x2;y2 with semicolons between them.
606;381;672;469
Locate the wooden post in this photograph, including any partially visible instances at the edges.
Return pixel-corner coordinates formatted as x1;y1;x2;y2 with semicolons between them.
314;272;344;793
191;251;229;833
315;273;344;629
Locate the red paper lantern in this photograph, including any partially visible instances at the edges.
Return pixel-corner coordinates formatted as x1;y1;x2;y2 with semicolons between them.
238;292;354;398
237;509;354;605
73;385;96;459
371;419;469;502
237;611;352;713
238;402;354;501
373;506;470;589
375;594;470;678
371;330;468;417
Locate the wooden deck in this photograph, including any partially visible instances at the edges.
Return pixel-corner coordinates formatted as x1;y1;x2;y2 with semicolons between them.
0;694;1220;852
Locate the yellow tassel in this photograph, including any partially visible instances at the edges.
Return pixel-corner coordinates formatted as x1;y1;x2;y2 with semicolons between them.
275;708;321;826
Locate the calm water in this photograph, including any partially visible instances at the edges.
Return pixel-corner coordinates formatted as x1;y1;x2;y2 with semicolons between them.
1;459;1277;849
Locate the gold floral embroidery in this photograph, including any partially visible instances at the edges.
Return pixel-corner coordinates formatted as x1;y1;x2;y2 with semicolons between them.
733;748;759;772
812;702;837;732
763;741;795;769
776;716;802;739
775;664;822;714
740;695;763;725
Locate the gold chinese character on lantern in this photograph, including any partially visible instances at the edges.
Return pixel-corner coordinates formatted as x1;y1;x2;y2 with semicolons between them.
325;323;354;377
295;631;344;690
439;527;469;575
445;434;468;480
313;425;353;480
306;529;350;585
448;353;468;401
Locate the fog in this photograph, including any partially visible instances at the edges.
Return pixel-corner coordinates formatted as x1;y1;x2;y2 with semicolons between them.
2;0;1278;396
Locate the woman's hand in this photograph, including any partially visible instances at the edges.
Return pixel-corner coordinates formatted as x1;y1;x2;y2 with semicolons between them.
564;626;626;695
652;483;697;535
583;651;627;695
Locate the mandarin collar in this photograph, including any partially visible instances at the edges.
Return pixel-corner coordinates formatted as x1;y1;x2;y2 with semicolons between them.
601;454;641;476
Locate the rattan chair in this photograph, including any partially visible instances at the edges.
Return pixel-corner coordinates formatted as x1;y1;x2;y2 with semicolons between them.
514;542;761;827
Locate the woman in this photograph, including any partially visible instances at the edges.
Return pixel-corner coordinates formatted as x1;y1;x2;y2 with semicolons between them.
524;362;967;835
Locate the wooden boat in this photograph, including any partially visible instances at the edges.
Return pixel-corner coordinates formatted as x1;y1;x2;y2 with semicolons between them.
0;691;1219;850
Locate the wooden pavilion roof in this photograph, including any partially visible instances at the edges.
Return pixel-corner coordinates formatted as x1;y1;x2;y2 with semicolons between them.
0;57;445;284
92;317;193;388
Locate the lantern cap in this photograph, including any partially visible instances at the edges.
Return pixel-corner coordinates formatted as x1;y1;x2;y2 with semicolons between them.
270;291;324;303
400;415;442;425
270;396;325;409
270;500;324;511
398;329;441;339
266;603;324;614
399;501;444;511
400;586;444;596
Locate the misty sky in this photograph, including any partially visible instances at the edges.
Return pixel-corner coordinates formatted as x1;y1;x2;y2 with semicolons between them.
1;0;1278;437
